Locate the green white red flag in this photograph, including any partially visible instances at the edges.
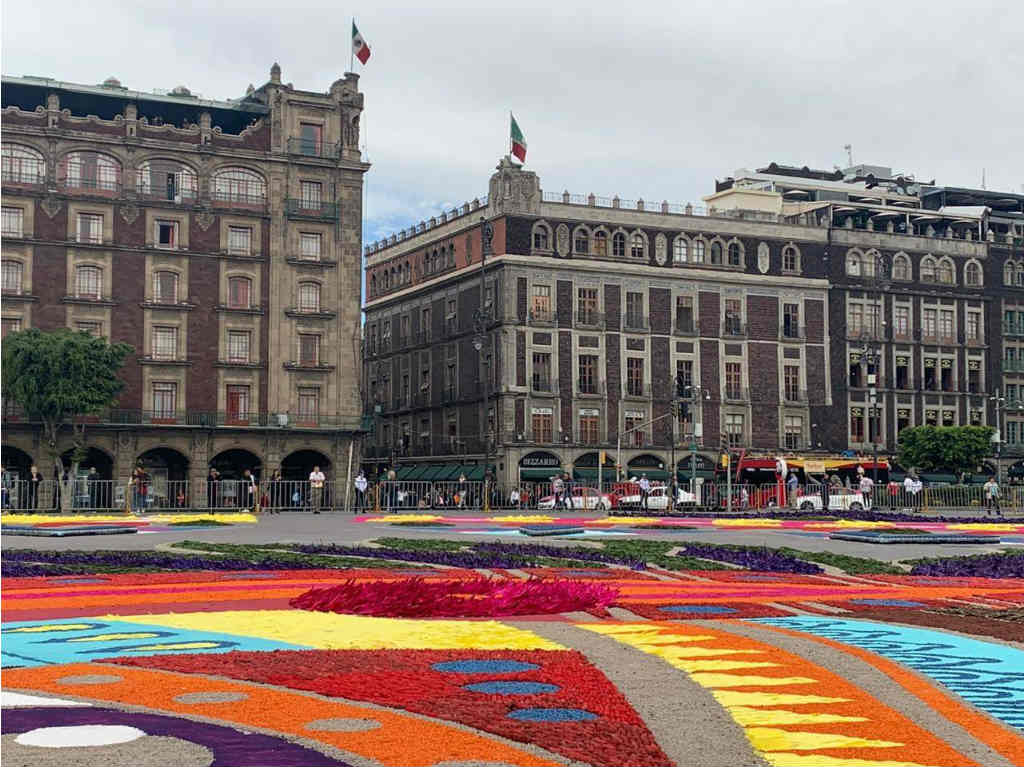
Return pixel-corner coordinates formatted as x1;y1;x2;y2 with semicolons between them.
510;113;527;162
352;22;371;65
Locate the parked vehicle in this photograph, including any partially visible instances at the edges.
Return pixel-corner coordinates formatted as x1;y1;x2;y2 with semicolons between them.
617;485;697;513
794;490;868;512
537;486;613;511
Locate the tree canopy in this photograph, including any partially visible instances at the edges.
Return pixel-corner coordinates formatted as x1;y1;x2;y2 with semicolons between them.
896;425;995;476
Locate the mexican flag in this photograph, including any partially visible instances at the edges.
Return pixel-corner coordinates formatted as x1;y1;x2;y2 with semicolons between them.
510;114;527;162
352;22;371;64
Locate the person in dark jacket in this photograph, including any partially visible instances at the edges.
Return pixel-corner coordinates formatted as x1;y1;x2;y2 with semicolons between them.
207;468;220;510
28;465;42;512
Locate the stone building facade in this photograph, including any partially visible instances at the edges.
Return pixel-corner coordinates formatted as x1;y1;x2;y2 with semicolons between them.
1;65;368;500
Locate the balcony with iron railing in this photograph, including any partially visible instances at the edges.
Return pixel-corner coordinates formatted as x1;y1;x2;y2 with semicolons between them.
576;379;606;397
673;317;698;336
622;382;651;399
722;320;746;338
574;310;605;329
59;162;121;196
782;388;808;403
780;323;805;340
210;186;268;210
285;198;339;220
622;313;650;332
62;293;117;306
135;172;199;204
1004;321;1024;337
2;159;46;187
284;306;337;320
527;308;555;326
1;407;357;429
286;137;341;159
1003;358;1024;373
723;386;750;402
531;376;557;394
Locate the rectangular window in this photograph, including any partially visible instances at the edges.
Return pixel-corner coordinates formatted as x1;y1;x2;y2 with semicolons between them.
968;365;981;393
896;409;911;437
155;220;177;249
228;278;251;309
298;283;320;312
228;226;252;255
848;304;863;335
531;408;553;443
76;321;101;337
445;299;457;333
784;365;800;401
152;326;178;360
725;413;744;447
923;308;937;338
865;303;880;337
381;319;391;349
725;362;742;400
298;386;320;421
532;351;552;391
939;309;954;341
153;271;178;303
676;359;693;390
299;122;323;155
893;306;910;338
1;206;23;237
784;415;802;450
675;295;694;333
577;288;598;325
300;232;322;261
941;360;954;392
2;260;23;293
1007;383;1019;406
850;408;865;443
77;213;103;244
226;384;250;422
401;373;410;406
2;318;23;338
578;409;600;444
626;357;644;396
76;266;102;299
924;360;937;390
1008;421;1019;445
531;285;551;320
625;291;644;328
967;311;981;341
724;298;742;335
298;334;320;366
421;307;431;341
625;411;646;448
782;303;800;338
227;330;250;363
579;354;598;394
300;181;322;208
152;382;177;419
895;356;909;389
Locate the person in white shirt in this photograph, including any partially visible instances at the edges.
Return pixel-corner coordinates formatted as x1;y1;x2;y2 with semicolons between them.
309;465;325;514
354;471;368;512
639;474;651;511
858;474;874;509
509;487;521;509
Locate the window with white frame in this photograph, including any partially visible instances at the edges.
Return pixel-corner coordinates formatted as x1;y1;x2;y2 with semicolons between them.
227;330;250;363
211;167;266;204
227;276;252;309
64;151;120;191
673;237;688;263
593;230;608;257
965;261;982;287
152;326;178;360
893;253;911;280
152;382;177;418
2;143;45;184
298;282;321;312
784;415;802;450
893;305;910;338
725;413;745;447
2;206;23;237
782;245;799;272
921;257;936;282
77;213;103;244
630;233;645;258
298;333;320;365
300;232;322;260
611;232;625;257
2;318;22;338
532;224;550;251
155;220;178;249
727;241;742;267
75;265;102;299
300;180;322;208
936;258;954;284
846;251;861;276
693;239;706;263
153;271;178;303
298;386;320;420
966;311;981;342
2;260;23;293
227;226;252;255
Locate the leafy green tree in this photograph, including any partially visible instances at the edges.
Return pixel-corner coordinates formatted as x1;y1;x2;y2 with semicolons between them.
896;425;995;478
2;329;131;511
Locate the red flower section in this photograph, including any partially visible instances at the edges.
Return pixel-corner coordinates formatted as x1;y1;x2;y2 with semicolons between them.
621;601;793;621
112;649;671;766
290;577;618;618
521;567;665;581
688;571;845;585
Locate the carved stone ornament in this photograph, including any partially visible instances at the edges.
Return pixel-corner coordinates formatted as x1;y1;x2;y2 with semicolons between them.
654;233;667;265
519;177;534;200
120;202;140;225
556;223;570;257
197;211;216;231
41;195;63;219
757;242;770;274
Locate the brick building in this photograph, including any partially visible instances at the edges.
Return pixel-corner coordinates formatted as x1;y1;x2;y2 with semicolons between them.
1;65;368;501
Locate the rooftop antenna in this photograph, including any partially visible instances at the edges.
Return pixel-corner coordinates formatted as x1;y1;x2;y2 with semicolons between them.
981;169;986;190
844;144;853;168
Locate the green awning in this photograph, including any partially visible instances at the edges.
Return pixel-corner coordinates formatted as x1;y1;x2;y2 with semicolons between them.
573;468;616;481
404;465;431;481
419;465;450;481
520;467;562;481
919;472;958;485
463;466;486;481
393;466;421;480
677;469;715;480
628;469;669;481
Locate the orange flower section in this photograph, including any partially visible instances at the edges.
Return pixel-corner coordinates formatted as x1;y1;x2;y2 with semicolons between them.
4;662;560;767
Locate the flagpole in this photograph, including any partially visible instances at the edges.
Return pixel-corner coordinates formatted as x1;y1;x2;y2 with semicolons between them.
508;111;512;159
350;18;355;72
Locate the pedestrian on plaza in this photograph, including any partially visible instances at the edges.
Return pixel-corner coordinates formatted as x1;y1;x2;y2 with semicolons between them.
858;473;875;510
551;474;564;509
564;472;575;510
887;479;900;510
207;468;220;510
820;474;831;512
509;486;521;509
53;465;64;510
786;472;799;507
309;465;325;514
28;465;42;512
984;476;1001;516
267;469;283;514
740;486;749;510
87;466;100;510
905;473;923;511
355;471;368;512
243;469;259;512
639;474;651;512
458;473;467;509
129;464;148;515
1;465;10;510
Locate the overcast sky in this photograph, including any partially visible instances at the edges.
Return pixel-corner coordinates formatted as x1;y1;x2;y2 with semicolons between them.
4;0;1022;246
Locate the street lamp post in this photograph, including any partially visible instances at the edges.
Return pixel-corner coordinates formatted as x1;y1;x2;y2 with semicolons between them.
991;390;1005;485
474;217;494;512
858;336;881;486
679;383;712;502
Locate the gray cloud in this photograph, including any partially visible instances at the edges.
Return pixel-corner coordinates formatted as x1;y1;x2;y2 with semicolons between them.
4;0;1022;244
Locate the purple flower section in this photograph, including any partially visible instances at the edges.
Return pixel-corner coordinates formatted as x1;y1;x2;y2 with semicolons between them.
285;542;607;570
680;509;1018;524
909;552;1024;578
1;706;350;767
1;549;312;577
674;544;823;574
470;541;647;570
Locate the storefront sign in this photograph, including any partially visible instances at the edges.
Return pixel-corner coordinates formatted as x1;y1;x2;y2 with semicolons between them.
520;451;561;468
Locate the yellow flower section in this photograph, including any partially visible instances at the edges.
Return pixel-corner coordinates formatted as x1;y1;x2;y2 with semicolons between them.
490;515;556;523
0;513;258;525
804;520;895;530
747;727;903;751
362;514;443;523
712;518;784;527
110;610;565;651
730;707;868;727
763;755;930;767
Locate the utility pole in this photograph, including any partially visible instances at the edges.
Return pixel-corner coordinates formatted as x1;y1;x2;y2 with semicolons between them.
474;217;494;512
991;389;1004;486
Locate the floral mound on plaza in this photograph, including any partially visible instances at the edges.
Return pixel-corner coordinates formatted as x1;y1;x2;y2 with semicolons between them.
910;551;1024;578
290;576;618;618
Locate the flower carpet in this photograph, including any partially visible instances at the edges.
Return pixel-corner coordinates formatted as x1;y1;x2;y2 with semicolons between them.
3;544;1024;766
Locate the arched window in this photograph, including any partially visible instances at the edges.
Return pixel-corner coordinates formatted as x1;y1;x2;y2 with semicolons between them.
612;232;626;257
965;261;982;287
782;245;800;273
62;151;121;192
1005;261;1016;286
920;257;936;282
893;253;911;281
727;241;742;267
370;274;377;296
594;230;608;257
1016;264;1024;287
136;159;198;202
227;276;252;309
532;224;550;251
404;261;411;284
630;233;645;258
298;281;321;312
693;239;706;263
2;259;24;294
211;167;267;204
846;251;861;276
862;250;879;277
447;244;455;268
2;143;45;184
76;265;102;299
936;258;955;284
574;228;590;255
673;236;688;264
710;240;723;265
153;270;179;303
